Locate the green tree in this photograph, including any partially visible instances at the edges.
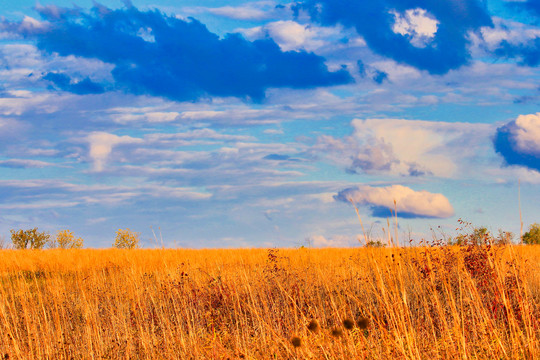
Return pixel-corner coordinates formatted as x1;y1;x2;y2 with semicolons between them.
51;230;84;249
10;228;50;249
113;228;140;249
522;223;540;245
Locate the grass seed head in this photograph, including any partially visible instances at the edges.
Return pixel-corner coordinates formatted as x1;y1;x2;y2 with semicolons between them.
331;328;343;337
307;319;319;332
343;318;354;330
291;336;302;347
356;317;370;329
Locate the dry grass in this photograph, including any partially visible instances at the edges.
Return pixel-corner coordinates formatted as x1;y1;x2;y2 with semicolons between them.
0;245;538;359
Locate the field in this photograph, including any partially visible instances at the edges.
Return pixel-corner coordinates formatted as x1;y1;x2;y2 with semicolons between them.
0;245;538;359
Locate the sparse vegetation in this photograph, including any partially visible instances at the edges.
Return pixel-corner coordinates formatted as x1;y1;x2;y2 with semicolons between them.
10;228;50;249
0;239;538;359
113;228;140;249
51;230;84;249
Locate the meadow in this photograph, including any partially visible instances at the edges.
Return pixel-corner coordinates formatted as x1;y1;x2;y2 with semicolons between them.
0;244;538;359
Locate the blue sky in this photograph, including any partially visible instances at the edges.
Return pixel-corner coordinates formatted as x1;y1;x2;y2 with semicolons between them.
0;0;539;248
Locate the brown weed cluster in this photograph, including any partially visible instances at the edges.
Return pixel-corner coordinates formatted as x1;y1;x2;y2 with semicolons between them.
0;245;538;359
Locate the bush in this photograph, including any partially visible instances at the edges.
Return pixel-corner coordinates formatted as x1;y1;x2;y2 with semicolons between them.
365;240;386;247
451;226;490;246
450;227;514;246
10;228;50;249
113;228;140;249
51;230;84;249
522;223;540;245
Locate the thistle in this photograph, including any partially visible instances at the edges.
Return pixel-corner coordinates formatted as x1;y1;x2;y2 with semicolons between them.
291;336;302;347
307;319;319;332
356;317;370;329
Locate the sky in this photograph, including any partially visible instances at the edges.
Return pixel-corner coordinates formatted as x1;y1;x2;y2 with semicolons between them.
0;0;539;248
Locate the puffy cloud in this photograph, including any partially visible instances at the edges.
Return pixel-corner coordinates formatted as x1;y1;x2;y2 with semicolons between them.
479;18;540;51
2;4;352;102
475;18;540;67
294;0;492;74
236;20;338;52
494;113;540;171
313;118;492;178
87;132;142;172
391;8;439;48
335;184;455;219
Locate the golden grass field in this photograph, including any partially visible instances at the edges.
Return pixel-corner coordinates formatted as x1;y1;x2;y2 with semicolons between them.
0;245;538;359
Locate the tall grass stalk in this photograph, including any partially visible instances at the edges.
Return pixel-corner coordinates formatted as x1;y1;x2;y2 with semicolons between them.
0;246;538;359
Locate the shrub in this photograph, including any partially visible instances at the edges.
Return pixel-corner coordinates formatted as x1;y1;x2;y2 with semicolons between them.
365;240;386;247
52;230;84;249
10;228;50;249
495;229;514;245
522;223;540;245
451;226;491;246
113;228;140;249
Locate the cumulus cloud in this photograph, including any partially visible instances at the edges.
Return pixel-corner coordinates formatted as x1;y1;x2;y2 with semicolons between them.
294;0;492;74
236;20;338;52
335;185;455;219
494;113;540;171
2;4;351;102
313;118;492;178
476;18;540;67
87;132;142;172
391;8;439;48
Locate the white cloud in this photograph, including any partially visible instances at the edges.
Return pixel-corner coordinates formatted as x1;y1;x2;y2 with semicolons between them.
369;60;422;82
0;179;213;209
0;90;60;116
513;113;540;156
111;111;180;124
308;234;358;247
391;8;439;47
87;132;142;172
336;184;455;218
237;20;328;51
19;16;50;33
479;17;540;51
209;5;267;20
186;1;287;20
314;118;492;178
